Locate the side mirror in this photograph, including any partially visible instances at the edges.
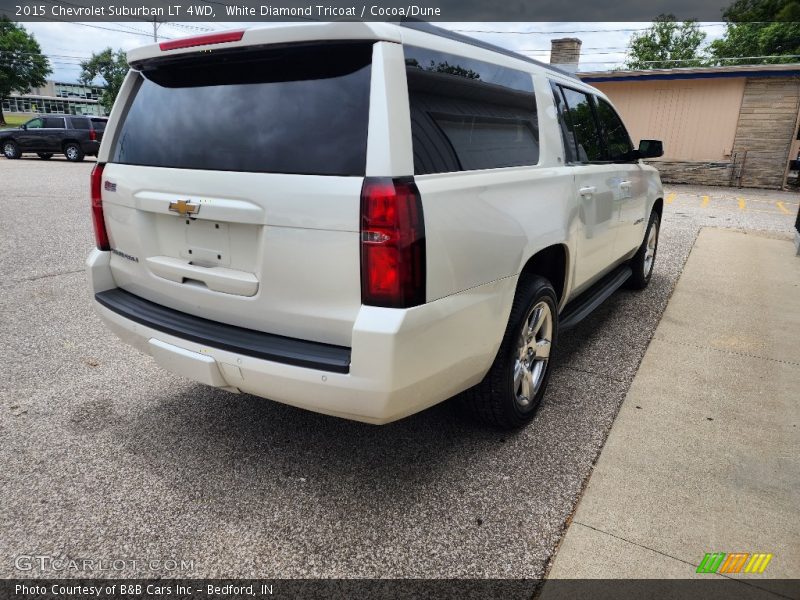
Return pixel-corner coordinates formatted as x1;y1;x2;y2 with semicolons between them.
637;139;663;159
19;124;26;130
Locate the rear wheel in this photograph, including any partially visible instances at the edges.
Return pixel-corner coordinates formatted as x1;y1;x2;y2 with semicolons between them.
460;275;558;429
3;140;20;159
37;153;53;160
64;142;84;162
626;210;660;290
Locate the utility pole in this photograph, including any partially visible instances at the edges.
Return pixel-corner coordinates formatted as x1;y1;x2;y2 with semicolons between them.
152;17;160;42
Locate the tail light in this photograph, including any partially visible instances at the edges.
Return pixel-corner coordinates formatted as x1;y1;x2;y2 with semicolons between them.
360;177;425;308
89;128;97;142
90;163;110;251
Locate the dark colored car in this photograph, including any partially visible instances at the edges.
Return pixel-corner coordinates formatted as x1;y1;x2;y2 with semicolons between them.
1;114;108;162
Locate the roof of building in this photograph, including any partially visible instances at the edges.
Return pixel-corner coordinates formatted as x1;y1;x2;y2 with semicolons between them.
579;62;800;82
8;93;101;102
28;114;107;119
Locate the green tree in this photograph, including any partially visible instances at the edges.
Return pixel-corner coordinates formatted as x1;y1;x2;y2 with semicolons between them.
0;17;51;125
625;14;707;69
79;48;128;114
710;0;800;65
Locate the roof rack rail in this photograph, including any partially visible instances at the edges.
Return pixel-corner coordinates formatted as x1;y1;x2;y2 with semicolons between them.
397;21;580;80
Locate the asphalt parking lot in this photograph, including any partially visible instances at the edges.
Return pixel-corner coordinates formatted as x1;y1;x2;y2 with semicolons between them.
0;158;797;579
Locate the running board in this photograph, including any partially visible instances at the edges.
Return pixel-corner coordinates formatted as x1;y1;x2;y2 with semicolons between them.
559;265;632;331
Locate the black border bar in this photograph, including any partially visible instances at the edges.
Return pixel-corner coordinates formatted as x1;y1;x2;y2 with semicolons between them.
1;0;733;22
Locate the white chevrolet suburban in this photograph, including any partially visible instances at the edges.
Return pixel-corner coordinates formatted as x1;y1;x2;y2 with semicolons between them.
86;22;664;429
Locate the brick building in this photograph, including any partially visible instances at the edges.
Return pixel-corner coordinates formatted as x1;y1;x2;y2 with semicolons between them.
578;64;800;189
579;65;800;189
549;38;800;190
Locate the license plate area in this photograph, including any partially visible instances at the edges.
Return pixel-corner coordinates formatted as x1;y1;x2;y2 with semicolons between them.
183;218;230;266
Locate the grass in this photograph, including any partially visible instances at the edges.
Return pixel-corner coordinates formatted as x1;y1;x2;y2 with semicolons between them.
0;115;28;129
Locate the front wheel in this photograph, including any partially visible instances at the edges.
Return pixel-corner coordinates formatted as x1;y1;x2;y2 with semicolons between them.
3;140;20;159
460;275;558;429
64;143;84;162
626;210;660;290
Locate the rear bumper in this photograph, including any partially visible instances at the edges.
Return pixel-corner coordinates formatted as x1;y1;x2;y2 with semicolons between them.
87;249;515;424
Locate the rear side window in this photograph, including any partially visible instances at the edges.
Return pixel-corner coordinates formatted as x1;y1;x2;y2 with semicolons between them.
43;117;65;129
405;46;539;175
595;98;634;161
90;119;107;131
112;43;372;176
559;87;603;163
71;118;90;130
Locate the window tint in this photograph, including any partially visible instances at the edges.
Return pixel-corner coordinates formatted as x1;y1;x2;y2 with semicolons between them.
595;98;634;161
405;46;539;174
112;43;372;176
43;117;65;128
91;119;107;131
71;118;90;130
26;118;43;129
559;87;603;163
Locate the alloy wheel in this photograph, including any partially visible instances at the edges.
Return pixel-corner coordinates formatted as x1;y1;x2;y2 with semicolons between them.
514;301;553;410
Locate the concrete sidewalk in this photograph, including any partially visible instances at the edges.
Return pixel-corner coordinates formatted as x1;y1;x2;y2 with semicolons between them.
544;229;800;587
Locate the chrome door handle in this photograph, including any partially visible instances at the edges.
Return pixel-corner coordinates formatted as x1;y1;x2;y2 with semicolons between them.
579;186;596;196
619;181;631;188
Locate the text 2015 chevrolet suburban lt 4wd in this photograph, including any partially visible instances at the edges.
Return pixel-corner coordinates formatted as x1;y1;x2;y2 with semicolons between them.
86;22;665;429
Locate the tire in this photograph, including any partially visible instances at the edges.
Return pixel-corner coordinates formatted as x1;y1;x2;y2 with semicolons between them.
626;210;661;290
64;142;84;162
37;153;53;160
3;140;20;159
460;275;559;429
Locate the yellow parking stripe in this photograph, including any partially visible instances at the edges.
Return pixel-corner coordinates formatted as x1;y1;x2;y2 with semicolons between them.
666;193;675;204
701;195;710;208
738;198;746;210
776;202;791;214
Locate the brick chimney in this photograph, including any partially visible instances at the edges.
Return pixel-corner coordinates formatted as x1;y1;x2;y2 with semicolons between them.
550;38;582;73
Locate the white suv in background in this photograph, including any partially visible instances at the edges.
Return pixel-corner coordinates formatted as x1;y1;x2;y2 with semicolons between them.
86;22;664;429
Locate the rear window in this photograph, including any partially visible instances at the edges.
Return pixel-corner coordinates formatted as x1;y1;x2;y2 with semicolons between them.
111;43;372;176
90;119;107;131
71;118;90;130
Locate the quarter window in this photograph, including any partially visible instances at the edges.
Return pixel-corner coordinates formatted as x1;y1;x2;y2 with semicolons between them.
405;46;539;175
71;118;90;130
43;117;65;128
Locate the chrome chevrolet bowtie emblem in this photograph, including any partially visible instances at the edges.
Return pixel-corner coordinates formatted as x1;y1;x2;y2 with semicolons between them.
168;200;200;216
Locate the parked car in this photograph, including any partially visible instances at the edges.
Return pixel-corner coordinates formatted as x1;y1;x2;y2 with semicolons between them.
86;23;664;429
1;114;107;162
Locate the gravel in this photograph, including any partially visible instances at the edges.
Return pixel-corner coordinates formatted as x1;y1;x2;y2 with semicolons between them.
1;159;796;579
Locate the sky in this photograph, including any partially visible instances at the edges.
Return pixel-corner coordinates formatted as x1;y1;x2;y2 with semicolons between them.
19;21;729;84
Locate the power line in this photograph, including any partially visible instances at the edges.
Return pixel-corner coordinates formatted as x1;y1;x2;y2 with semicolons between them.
162;22;216;33
579;55;800;66
453;24;727;35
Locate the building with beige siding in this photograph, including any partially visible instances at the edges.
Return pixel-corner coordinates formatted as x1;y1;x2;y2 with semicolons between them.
578;64;800;189
547;39;800;190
